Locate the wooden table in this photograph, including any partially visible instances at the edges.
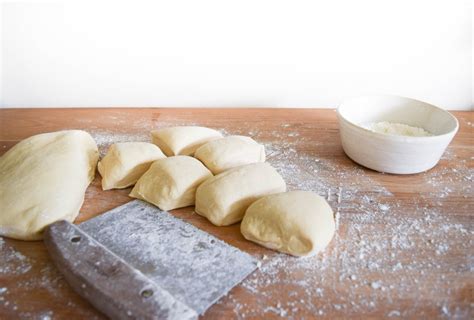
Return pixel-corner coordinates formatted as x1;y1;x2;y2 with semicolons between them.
0;108;472;319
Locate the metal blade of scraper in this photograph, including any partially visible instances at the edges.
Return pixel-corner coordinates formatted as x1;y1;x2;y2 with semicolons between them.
45;220;198;320
78;200;257;315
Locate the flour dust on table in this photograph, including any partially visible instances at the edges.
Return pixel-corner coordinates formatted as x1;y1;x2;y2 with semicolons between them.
84;119;473;318
0;236;103;319
2;111;467;318
212;122;472;319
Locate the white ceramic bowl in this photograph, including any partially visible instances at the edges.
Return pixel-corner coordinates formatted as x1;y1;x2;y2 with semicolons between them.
337;95;459;174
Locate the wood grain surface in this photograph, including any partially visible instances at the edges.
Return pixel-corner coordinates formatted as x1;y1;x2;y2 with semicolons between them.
0;108;473;319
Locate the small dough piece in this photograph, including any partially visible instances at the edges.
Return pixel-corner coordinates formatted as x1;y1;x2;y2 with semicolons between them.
98;142;166;190
195;163;286;226
130;156;212;211
151;126;223;156
0;130;99;240
194;136;266;174
241;191;335;257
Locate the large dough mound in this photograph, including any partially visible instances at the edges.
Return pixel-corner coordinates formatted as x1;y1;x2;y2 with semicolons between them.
195;163;286;226
129;156;212;211
0;130;99;240
241;191;335;256
98;142;166;190
194;135;266;174
151;126;223;156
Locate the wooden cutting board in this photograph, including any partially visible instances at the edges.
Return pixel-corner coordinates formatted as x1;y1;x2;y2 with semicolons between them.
0;108;473;319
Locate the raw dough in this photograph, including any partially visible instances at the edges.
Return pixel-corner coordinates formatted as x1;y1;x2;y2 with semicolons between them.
151;126;223;156
0;130;99;240
241;191;335;257
129;156;212;211
194;135;266;174
98;142;166;190
195;163;286;226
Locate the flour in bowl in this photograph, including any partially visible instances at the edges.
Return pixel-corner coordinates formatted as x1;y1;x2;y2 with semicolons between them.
362;122;432;137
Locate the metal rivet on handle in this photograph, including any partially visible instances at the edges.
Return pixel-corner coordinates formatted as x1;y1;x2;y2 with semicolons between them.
70;236;81;243
140;289;154;298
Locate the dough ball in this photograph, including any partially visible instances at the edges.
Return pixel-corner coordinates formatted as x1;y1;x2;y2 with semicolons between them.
151;126;223;156
0;130;99;240
129;156;212;211
195;163;286;226
98;142;166;190
194;136;265;174
241;191;335;257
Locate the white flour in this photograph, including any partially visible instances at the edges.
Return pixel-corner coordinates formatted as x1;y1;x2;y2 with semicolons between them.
0;117;472;318
215;122;472;318
0;237;103;319
362;121;432;137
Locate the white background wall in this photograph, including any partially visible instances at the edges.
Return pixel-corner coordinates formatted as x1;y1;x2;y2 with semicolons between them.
1;0;472;110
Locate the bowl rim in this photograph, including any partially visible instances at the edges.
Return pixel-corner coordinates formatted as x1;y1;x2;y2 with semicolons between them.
337;94;459;142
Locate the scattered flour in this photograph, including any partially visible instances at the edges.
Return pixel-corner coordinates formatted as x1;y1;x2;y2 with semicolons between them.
214;122;472;318
0;236;103;319
1;116;472;318
0;238;32;275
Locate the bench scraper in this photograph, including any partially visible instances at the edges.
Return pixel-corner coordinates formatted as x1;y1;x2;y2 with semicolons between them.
43;200;258;320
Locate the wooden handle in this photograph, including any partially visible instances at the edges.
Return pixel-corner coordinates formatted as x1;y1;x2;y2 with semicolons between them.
43;220;197;320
